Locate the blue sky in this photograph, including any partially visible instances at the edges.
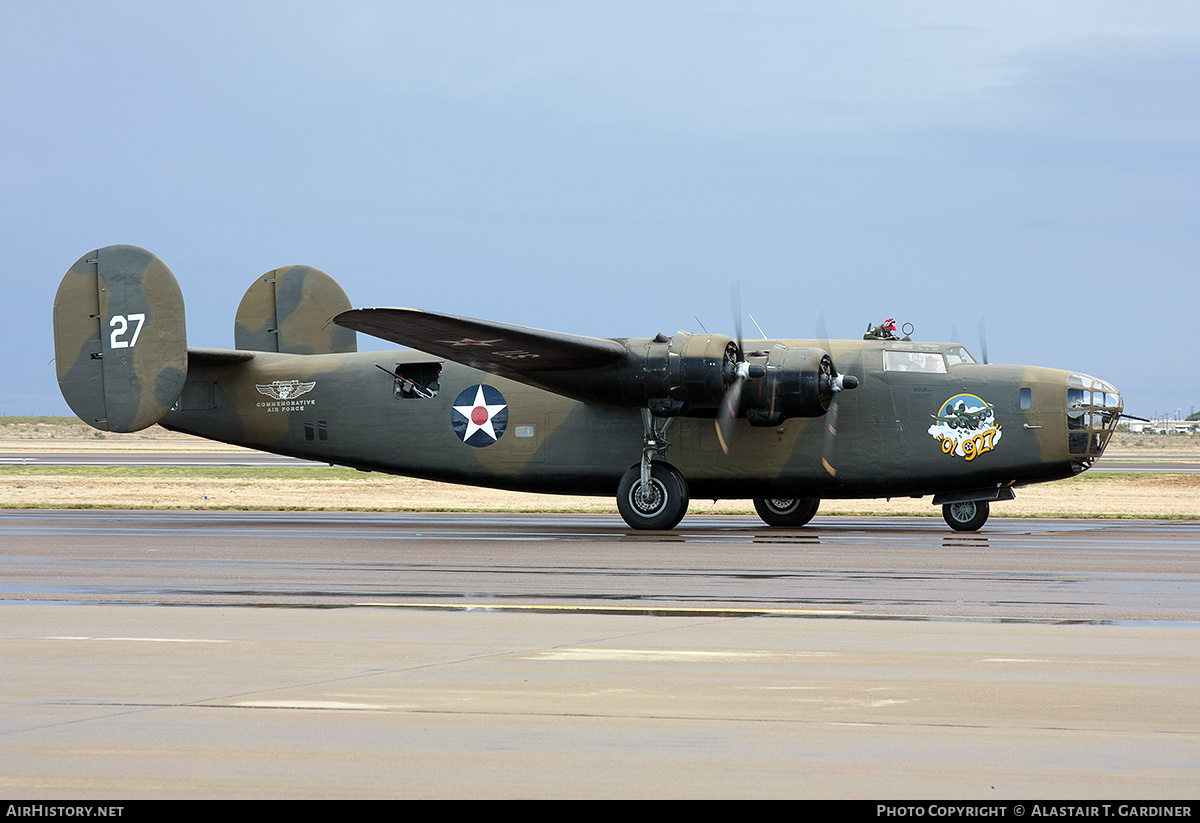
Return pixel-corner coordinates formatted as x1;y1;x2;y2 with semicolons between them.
3;1;1198;418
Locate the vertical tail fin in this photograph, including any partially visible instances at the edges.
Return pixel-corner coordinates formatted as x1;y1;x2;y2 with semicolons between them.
234;265;356;354
53;245;188;432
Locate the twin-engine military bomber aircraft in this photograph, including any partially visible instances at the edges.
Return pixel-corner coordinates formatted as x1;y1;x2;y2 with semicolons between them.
53;245;1123;531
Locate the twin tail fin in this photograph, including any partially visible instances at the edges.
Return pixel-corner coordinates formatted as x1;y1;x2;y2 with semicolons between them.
54;245;355;432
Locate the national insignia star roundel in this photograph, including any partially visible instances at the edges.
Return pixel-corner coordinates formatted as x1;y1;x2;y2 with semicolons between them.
451;384;509;447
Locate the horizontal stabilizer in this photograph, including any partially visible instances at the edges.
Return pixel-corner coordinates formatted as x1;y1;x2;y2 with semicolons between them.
188;348;256;367
335;308;626;376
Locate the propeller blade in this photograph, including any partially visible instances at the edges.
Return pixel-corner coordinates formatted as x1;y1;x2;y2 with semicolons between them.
714;375;745;455
729;281;745;361
977;316;989;365
714;279;768;455
816;309;838;474
815;310;844;405
716;280;746;455
821;393;840;476
813;312;857;475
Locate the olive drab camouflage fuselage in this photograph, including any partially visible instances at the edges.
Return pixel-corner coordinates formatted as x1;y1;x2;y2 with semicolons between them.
53;245;1124;531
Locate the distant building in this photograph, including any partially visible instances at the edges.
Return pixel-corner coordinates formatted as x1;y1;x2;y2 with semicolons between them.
1130;417;1199;434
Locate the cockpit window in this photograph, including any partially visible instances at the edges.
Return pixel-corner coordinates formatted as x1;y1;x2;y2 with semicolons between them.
883;350;947;373
944;346;976;366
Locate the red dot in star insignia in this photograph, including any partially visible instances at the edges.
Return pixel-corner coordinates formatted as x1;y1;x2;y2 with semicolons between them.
471;406;489;425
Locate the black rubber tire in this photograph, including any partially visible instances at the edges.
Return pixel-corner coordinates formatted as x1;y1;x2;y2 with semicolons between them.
942;500;989;531
616;463;689;530
752;497;820;527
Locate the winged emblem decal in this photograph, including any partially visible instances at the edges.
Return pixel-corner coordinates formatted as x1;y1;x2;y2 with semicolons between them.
256;380;316;400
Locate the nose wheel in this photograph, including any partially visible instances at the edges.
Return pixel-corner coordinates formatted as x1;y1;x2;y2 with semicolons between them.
617;462;689;530
942;500;989;531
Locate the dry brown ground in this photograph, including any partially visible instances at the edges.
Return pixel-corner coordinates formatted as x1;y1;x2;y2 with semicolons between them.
3;420;1199;517
0;418;224;449
5;471;1200;518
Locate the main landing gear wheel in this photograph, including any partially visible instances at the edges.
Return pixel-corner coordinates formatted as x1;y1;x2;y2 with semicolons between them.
753;497;820;527
617;463;689;530
942;500;989;532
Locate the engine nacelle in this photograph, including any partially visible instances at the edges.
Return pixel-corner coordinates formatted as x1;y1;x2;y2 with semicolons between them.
740;345;835;425
619;331;735;413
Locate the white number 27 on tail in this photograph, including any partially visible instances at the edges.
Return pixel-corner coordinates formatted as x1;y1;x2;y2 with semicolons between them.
109;313;146;349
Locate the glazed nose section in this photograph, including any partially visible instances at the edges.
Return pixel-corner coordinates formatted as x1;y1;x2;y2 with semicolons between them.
1066;373;1122;463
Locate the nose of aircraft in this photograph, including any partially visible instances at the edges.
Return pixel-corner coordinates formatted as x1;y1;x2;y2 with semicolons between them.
1066;372;1122;464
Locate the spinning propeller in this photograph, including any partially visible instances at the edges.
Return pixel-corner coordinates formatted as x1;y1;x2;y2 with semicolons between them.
714;282;765;454
713;289;857;457
816;310;858;476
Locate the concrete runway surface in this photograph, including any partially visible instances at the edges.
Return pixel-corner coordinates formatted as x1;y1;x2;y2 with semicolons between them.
1;510;1198;798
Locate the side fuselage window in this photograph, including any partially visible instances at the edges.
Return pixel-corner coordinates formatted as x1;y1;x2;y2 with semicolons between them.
380;362;442;399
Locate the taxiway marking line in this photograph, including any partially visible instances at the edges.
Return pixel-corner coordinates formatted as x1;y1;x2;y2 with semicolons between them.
355;602;857;616
41;636;228;643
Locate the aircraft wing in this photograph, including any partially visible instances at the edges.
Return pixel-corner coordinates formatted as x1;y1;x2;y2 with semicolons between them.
334;308;627;376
